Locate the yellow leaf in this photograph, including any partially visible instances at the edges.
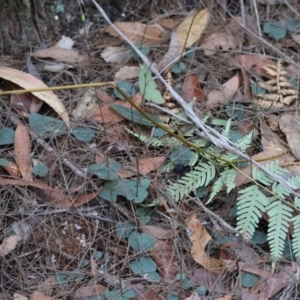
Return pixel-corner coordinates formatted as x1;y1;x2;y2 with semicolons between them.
0;67;69;128
176;8;210;51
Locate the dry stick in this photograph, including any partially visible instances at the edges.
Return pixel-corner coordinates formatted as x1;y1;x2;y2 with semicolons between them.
92;1;300;196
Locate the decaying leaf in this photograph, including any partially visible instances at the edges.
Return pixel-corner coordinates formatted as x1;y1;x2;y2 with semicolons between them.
14;124;33;182
101;46;128;63
73;284;106;300
105;22;164;44
150;11;179;29
206;75;240;108
186;213;227;273
0;67;69;128
114;65;141;81
11;93;43;116
176;9;210;52
181;74;206;101
32;47;88;65
279;112;300;160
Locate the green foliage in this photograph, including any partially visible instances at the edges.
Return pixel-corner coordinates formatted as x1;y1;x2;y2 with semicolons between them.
139;63;164;104
0;158;9;166
136;208;151;224
168;162;216;201
115;222;134;238
251;231;267;245
32;163;48;177
110;103;161;126
287;19;300;33
169;147;193;165
71;127;95;142
263;21;287;40
114;81;136;100
196;286;207;296
241;272;260;288
266;201;293;261
235;131;253;151
93;251;103;261
88;160;121;180
29;113;67;138
99;178;151;203
236;185;270;238
226;103;244;119
128;231;156;252
0;128;14;145
171;62;186;74
130;256;160;281
105;289;135;300
126;43;150;60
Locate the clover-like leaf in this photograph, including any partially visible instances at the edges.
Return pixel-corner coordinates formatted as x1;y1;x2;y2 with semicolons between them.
0;128;14;145
116;222;134;238
263;21;286;40
32;163;48;177
128;231;156;252
72;127;95;142
88;160;121;180
114;81;136;100
130;256;160;282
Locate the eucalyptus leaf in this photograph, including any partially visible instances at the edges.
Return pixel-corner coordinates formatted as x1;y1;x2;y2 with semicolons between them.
29;113;67;138
110;103;161;126
263;21;287;40
0;128;14;145
72;127;95;142
114;81;136;100
32;163;48;177
128;231;156;252
139;63;164;104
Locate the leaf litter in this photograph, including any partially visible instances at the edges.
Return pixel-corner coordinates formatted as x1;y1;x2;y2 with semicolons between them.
0;1;300;300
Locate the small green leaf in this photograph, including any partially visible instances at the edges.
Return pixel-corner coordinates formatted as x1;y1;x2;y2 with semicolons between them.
93;251;103;261
195;186;208;198
87;161;121;180
136;208;151;224
32;163;48;177
116;222;134;238
152;128;166;137
263;21;287;40
126;43;150;59
128;231;156;252
0;128;14;145
114;81;137;100
72;127;95;142
196;285;207;296
55;273;71;284
29;113;67;138
226;103;244;119
0;158;9;166
287;19;300;32
229;130;243;143
122;289;135;298
169;147;193;165
241;272;260;288
166;293;178;300
130;257;160;282
251;231;267;245
80;259;90;268
185;49;196;59
175;273;186;280
139;63;164;104
251;83;266;95
171;62;186;74
110;103;161;126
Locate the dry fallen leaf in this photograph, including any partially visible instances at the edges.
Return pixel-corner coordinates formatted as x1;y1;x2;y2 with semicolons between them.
184;291;202;300
181;74;206;101
32;47;88;65
279;112;300;160
3;161;21;179
150;11;179;29
14;293;28;300
0;235;22;257
101;46;128;63
14;124;33;182
206;75;240;108
105;22;164;44
0;66;69;128
114;65;141;81
73;284;106;300
176;9;210;52
11;93;43;116
186;213;227;273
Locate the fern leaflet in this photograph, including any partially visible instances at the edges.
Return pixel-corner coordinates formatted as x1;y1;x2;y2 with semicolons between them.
292;215;300;261
236;130;253;151
266;201;293;261
236;185;270;238
168;162;216;201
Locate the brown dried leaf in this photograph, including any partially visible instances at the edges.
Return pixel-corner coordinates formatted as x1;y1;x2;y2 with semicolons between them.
176;9;210;51
0;67;69;128
72;191;100;207
32;47;88;65
30;293;54;300
114;66;141;81
101;46;127;63
0;234;22;257
14;124;32;182
279;112;300;160
181;75;206;101
11;93;43;117
3;161;21;179
150;11;179;29
105;22;164;44
186;213;227;273
184;292;202;300
206;75;240;108
74;284;106;300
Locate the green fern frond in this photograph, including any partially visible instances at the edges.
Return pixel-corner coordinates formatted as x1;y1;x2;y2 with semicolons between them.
236;185;270;238
266;201;293;261
181;127;196;137
168;162;216;201
291;215;300;261
207;168;237;203
236;130;253;151
288;176;300;189
294;197;300;209
162;162;175;172
186;151;199;167
222;119;231;138
219;151;239;162
271;182;290;199
191;138;207;148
